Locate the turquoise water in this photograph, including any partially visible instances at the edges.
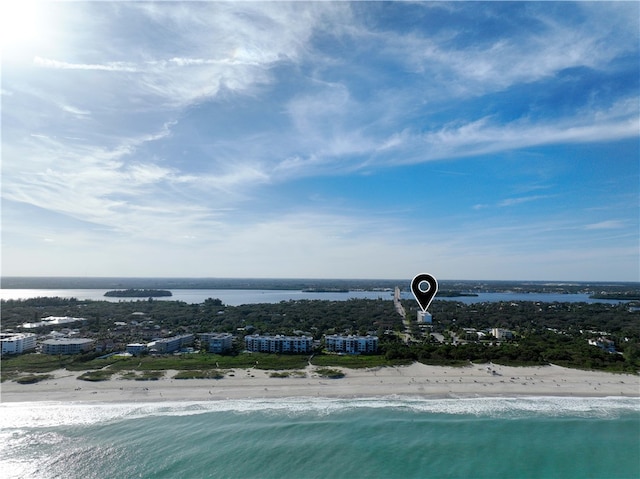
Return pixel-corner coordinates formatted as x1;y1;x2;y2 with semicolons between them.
1;397;638;478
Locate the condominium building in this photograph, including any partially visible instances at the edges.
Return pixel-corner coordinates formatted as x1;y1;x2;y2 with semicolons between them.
244;334;313;354
588;337;616;353
41;338;94;355
1;333;37;355
199;332;233;353
324;334;378;354
126;343;148;356
491;328;513;340
149;334;194;354
417;311;432;323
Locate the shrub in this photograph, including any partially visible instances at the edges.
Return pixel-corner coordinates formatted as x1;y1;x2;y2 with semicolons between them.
315;367;345;379
15;374;52;384
135;370;164;381
77;370;114;381
173;370;225;379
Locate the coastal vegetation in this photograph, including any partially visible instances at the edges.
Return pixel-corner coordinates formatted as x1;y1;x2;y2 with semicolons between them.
302;288;349;293
120;370;164;381
2;290;639;379
269;371;306;378
589;292;640;300
14;373;53;384
315;368;345;379
435;291;478;297
104;289;172;297
173;370;224;380
78;370;115;381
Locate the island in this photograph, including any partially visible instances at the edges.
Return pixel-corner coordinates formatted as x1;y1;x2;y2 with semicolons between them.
301;288;349;293
104;289;172;298
436;291;479;297
589;292;640;300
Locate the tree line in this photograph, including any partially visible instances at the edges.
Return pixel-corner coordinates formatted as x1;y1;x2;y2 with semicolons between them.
1;296;638;372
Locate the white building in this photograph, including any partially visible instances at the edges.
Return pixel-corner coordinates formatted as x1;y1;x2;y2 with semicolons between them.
324;334;378;354
588;337;616;353
417;311;432;323
42;338;94;355
199;333;233;353
149;334;194;354
1;333;37;355
244;334;313;354
22;316;87;329
491;328;513;340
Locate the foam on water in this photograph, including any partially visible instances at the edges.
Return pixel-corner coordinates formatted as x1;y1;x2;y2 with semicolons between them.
2;397;639;479
1;396;638;429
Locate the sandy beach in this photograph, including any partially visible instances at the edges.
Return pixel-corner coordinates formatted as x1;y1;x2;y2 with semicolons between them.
1;363;638;403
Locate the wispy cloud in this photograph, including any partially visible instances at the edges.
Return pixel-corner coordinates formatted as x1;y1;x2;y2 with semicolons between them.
584;220;627;230
386;2;638;98
2;2;637;280
389;99;638;165
34;56;139;72
59;104;90;117
498;195;554;208
270;94;638;176
474;195;557;211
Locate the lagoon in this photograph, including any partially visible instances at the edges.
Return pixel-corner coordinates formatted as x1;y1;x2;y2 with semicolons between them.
0;288;629;306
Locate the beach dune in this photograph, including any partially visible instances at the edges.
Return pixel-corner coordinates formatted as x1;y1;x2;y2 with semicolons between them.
1;363;637;403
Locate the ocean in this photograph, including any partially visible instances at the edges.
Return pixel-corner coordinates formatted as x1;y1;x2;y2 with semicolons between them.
1;397;638;479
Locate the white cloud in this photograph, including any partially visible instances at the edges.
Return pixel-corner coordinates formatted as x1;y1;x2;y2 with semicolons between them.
387;3;638;98
584;220;626;230
498;195;553;208
392;99;640;165
472;204;489;211
34;56;139;72
127;2;349;109
59;104;91;117
2;2;637;281
272;95;637;174
22;3;345;117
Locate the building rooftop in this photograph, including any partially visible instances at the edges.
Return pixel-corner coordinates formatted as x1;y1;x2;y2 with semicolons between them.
41;338;93;345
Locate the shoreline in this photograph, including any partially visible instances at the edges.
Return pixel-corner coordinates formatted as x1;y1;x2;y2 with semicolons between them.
1;363;638;404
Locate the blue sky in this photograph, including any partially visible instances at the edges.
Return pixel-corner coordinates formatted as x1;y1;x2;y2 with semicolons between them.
1;1;638;281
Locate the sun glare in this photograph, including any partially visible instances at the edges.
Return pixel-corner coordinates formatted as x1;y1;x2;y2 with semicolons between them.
0;1;46;57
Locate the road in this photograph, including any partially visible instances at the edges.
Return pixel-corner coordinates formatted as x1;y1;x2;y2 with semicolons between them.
394;286;413;343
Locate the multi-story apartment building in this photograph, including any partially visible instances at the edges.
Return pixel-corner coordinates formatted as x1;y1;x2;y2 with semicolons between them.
199;332;233;353
244;334;313;354
324;334;378;354
150;334;194;354
417;311;432;323
491;328;513;340
126;343;148;356
1;333;37;355
41;338;94;355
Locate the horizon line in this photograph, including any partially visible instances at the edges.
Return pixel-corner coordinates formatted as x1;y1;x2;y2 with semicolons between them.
1;276;638;284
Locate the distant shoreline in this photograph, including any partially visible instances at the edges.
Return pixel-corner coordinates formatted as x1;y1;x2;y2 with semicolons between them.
2;276;638;295
436;291;479;297
104;289;172;298
301;288;349;293
590;293;640;300
1;289;634;306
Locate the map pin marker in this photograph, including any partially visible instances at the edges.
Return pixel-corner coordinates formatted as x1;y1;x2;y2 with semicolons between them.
411;273;438;312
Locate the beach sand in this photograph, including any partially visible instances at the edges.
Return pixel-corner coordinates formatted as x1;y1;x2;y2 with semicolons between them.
1;363;638;403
